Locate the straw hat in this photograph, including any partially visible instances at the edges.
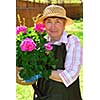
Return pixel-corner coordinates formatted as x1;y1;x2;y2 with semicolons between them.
36;5;73;25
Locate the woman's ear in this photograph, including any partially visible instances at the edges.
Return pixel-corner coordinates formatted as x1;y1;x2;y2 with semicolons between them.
63;19;66;26
63;20;66;30
43;20;45;24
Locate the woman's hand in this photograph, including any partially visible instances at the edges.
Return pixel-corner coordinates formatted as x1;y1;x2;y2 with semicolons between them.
16;66;34;85
16;66;22;73
49;70;63;83
16;66;23;82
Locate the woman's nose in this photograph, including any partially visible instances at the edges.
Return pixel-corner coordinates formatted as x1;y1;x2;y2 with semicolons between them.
51;23;56;30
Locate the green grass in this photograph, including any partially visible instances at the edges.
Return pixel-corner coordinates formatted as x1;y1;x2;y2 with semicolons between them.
79;67;83;97
16;18;83;100
65;18;83;46
16;84;33;100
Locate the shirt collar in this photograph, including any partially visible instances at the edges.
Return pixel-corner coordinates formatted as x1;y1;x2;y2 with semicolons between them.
46;31;68;45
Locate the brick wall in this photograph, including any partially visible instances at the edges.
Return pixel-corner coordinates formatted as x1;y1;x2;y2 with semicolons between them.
16;1;83;26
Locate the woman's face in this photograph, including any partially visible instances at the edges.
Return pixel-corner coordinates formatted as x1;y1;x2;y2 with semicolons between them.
44;17;66;41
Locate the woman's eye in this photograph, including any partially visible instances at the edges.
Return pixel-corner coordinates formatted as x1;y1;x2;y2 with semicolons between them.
55;20;61;24
47;22;51;23
56;21;60;23
46;21;52;23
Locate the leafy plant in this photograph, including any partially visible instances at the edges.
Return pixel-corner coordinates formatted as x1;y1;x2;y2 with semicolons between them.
16;24;58;81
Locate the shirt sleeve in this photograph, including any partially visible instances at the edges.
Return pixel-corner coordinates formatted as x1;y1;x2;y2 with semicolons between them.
58;35;82;87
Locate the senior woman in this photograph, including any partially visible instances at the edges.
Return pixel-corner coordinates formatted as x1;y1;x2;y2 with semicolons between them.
33;5;83;100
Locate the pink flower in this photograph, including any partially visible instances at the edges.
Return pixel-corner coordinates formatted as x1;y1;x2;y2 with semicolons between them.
20;38;36;51
16;26;27;34
34;24;45;32
44;42;53;51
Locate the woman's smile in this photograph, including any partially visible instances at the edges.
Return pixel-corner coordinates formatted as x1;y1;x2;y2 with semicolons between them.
44;18;65;41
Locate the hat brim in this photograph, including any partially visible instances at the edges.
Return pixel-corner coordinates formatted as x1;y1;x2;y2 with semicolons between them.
36;15;73;25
